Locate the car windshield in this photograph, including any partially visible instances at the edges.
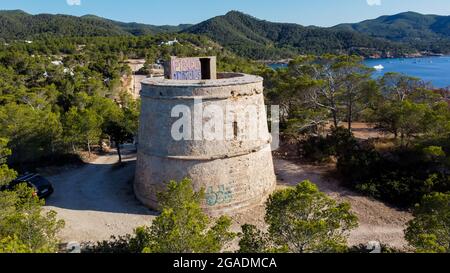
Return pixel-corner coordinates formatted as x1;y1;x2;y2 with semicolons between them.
28;176;50;187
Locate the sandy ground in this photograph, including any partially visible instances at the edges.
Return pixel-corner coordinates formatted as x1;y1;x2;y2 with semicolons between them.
123;59;146;99
44;146;156;244
129;74;147;99
125;59;163;100
323;122;389;140
45;146;412;249
272;160;412;249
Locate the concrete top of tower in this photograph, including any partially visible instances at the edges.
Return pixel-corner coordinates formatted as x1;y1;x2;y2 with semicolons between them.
141;72;263;88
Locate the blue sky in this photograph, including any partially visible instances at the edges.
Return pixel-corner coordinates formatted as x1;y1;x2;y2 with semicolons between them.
1;0;450;26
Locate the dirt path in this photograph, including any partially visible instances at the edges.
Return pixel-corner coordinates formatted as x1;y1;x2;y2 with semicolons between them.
123;59;146;99
44;146;156;244
273;159;413;249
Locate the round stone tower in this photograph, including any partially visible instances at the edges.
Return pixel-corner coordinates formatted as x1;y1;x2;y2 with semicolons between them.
134;72;276;216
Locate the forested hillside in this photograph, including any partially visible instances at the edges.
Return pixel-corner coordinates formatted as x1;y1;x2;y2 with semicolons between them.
183;11;414;59
2;10;450;60
0;10;190;39
80;15;192;36
333;12;450;53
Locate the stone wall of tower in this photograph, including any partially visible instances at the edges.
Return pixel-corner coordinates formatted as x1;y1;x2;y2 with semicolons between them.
134;73;276;216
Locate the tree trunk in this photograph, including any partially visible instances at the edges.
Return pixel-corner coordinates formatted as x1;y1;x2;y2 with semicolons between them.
87;140;91;157
117;142;122;163
347;103;353;131
332;111;338;128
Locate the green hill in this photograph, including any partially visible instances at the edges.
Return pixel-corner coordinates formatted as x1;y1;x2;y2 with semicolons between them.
80;14;192;36
183;11;412;59
333;12;450;53
0;10;190;39
1;9;449;59
0;10;129;39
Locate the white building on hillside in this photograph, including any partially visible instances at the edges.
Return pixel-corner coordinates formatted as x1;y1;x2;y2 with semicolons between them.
159;38;178;46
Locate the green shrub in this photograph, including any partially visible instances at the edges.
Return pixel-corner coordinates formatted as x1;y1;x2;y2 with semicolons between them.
336;142;450;207
83;226;151;253
85;178;236;253
347;243;402;253
405;192;450;253
298;135;331;162
0;184;65;253
298;126;358;163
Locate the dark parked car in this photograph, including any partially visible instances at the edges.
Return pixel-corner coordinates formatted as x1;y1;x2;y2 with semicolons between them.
2;173;54;199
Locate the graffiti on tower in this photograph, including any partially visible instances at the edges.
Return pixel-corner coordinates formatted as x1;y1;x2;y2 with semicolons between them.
167;57;202;80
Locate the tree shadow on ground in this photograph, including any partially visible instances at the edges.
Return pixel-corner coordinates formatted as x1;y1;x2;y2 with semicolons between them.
45;147;158;216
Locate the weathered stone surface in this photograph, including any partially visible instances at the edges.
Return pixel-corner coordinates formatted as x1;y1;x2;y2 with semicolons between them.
134;73;276;216
164;56;217;80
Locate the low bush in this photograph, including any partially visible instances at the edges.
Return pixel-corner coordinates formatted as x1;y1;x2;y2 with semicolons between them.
405;192;450;253
347;243;402;253
82;226;150;253
298;126;357;163
296;127;450;207
336;140;449;207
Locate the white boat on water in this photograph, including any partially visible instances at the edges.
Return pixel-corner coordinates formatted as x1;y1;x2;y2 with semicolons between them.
373;64;384;71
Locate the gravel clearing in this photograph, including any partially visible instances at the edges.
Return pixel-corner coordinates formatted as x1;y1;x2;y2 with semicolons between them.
44;146;156;244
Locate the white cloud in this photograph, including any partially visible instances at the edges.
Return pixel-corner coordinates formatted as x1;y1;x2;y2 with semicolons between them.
66;0;81;6
366;0;381;6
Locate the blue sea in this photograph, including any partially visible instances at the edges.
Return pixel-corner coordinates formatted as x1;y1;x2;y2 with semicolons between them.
269;56;450;88
364;56;450;88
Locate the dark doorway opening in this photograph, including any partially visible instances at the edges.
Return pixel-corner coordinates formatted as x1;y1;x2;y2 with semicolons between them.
200;58;211;80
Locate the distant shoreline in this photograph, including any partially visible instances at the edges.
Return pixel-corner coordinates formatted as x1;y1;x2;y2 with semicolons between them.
265;56;450;88
258;59;293;65
367;54;450;60
366;52;446;60
261;53;449;66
